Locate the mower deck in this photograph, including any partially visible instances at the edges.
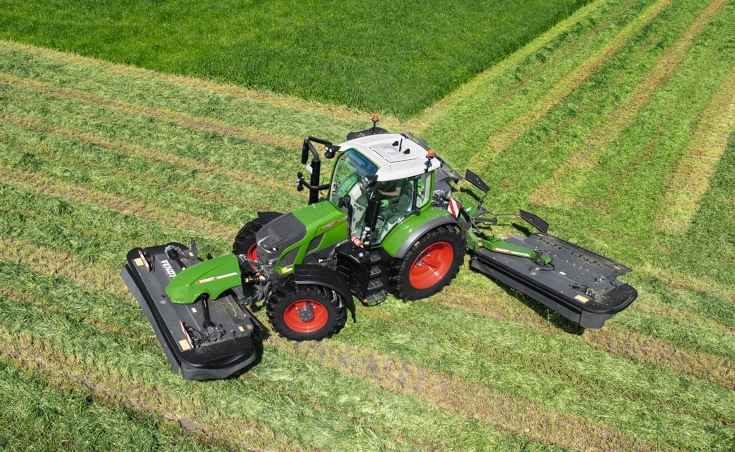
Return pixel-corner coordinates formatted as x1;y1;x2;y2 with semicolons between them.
121;243;261;380
470;233;637;328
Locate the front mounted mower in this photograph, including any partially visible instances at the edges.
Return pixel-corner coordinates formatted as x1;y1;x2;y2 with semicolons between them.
122;116;637;380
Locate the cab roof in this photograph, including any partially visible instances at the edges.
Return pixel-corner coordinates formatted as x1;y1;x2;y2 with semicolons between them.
336;133;441;181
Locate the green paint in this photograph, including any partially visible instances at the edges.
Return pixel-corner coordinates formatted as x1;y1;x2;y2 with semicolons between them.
166;253;240;304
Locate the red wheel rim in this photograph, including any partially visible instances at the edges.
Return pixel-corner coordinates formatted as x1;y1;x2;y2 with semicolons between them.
283;299;328;333
408;242;454;289
243;243;258;270
246;243;258;262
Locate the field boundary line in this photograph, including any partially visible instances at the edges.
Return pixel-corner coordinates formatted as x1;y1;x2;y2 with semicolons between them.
0;70;303;150
403;0;612;133
654;62;735;233
530;0;729;209
0;166;240;240
0;39;371;126
466;0;674;172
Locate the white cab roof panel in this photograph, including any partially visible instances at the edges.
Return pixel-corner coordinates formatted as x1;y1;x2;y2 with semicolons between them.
337;133;441;181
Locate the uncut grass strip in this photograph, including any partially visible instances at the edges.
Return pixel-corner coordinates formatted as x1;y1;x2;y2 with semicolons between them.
0;70;304;151
247;343;552;452
347;301;735;437
0;360;233;452
0;110;304;216
574;1;735;233
0;80;304;178
0;331;308;452
0;39;372;127
531;0;729;209
0;181;234;263
272;336;652;451
464;0;675;173
654;62;735;234
422;0;662;170
0;300;428;452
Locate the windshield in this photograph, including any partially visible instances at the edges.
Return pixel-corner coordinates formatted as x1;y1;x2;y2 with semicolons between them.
329;149;378;235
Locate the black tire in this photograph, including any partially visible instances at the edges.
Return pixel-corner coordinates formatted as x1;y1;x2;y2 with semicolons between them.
392;225;465;300
266;280;347;341
233;218;262;274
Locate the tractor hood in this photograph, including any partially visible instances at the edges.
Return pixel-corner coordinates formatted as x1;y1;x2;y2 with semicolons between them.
255;201;348;275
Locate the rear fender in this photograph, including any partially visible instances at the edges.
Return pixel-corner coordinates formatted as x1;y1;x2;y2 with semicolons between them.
381;209;461;258
294;264;356;320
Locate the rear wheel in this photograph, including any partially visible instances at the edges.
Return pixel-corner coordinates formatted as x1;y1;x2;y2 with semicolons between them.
392;225;464;300
233;218;261;274
267;281;347;341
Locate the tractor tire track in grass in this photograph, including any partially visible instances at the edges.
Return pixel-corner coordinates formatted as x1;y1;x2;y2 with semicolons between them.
531;0;729;210
347;305;735;450
273;337;653;452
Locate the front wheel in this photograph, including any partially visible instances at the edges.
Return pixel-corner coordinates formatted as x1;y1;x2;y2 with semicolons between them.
392;225;465;300
233;218;262;274
266;281;347;341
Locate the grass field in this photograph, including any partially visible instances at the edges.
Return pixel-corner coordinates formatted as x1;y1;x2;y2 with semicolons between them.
0;0;593;118
1;0;735;450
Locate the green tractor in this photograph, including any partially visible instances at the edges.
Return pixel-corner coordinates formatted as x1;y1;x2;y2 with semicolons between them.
122;117;637;380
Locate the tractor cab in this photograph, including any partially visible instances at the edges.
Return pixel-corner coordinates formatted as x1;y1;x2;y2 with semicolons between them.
329;133;438;246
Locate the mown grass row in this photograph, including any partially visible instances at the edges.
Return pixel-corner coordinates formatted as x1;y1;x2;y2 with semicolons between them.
0;0;734;448
0;359;233;452
2;179;733;449
0;257;564;451
0;44;364;141
0;239;642;451
420;0;664;169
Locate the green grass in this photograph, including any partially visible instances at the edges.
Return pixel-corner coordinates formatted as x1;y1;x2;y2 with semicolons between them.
0;0;594;118
0;0;734;450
